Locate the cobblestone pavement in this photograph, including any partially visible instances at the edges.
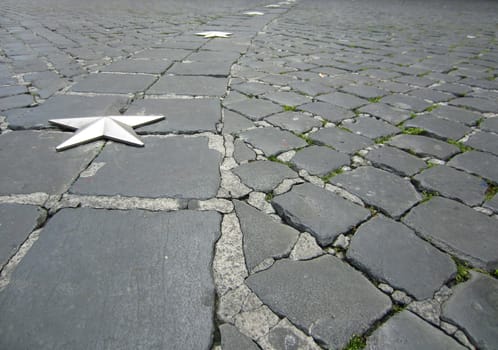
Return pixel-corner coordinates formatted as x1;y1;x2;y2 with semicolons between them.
0;0;497;349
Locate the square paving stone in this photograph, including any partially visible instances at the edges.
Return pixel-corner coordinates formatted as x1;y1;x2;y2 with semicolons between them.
404;115;471;140
310;127;373;154
272;183;370;246
429;105;481;126
381;94;432;112
358;103;411;125
464;131;498;156
414;165;487;206
331;166;421;218
298;102;355;123
0;131;100;195
403;197;498;270
347;215;456;300
125;98;220;133
239;127;307;156
232;160;297;193
265;111;321;133
246;255;391;349
71;73;157;94
132;48;192;60
365;146;427;176
101;59;172;74
70;136;221;199
227;98;282;121
388;134;459;160
262;91;310;107
147;75;227;96
290;145;350;176
317;91;368;109
448;151;498;183
0;208;221;350
341;116;400;139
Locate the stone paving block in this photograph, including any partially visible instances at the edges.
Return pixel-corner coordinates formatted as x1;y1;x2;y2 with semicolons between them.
132;48;192;60
298;102;355;123
484;194;498;213
232;81;276;97
358;103;411;125
239;127;307;156
246;255;391;349
388;134;459;160
262;91;310;107
0;208;221;350
434;83;472;97
347;215;456;300
310;127;373;154
233;139;256;163
0;85;27;98
341;116;400;139
290;80;332;96
394;75;433;88
414;165;487;206
290;145;350;176
71;136;221;199
381;94;432;112
480;117;498;133
227;98;282;121
404;115;471;140
23;71;67;99
101;59;172;74
365;146;427;176
232;160;297;192
222;109;254;134
0;204;45;267
234;200;299;272
403;197;498;270
272;183;370;246
71;73;156;94
0;131;100;195
0;94;34;111
442;272;498;350
317;91;368;109
464;131;498;156
366;311;466;350
125;98;220;133
448;151;498;183
168;61;233;76
430;105;481;126
260;318;322;350
450;97;498;113
147;75;227;96
265;111;321;133
340;84;388;99
331;166;421;218
220;324;259;350
408;88;454;103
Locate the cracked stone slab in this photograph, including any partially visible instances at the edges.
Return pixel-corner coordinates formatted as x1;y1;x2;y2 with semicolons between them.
388;134;459;160
239;128;307;156
366;311;466;350
147;75;227;96
342;116;400;139
232;160;297;193
298;102;355;123
464;131;498;156
404;115;471;141
403;197;498;270
272;183;370;246
265;111;321;134
365;146;427;176
347;215;456;300
234;200;299;273
290;145;350;176
310;127;373;154
358;103;412;125
71;136;221;199
447;151;498;183
484;194;498;213
259;318;322;350
220;324;259;350
442;272;498;350
246;255;391;349
331;166;421;218
0;131;100;195
0;208;221;350
70;73;156;94
227;99;282;121
168;60;233;76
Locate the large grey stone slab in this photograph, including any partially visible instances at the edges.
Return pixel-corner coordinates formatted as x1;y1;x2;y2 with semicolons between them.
0;94;33;111
263;91;310;107
480;117;498;133
148;75;227;96
404;115;471;141
266;111;321;133
291;145;350;176
340;85;388;99
220;324;259;350
272;183;370;246
299;102;355;123
239;127;307;156
0;131;100;195
342;116;400;139
71;136;221;199
347;215;456;300
233;139;256;163
443;272;498;350
464;131;498;156
382;94;432;112
331;166;421;218
310;127;373;154
317;91;368;109
414;165;487;206
101;59;172;74
235;200;299;272
366;146;427;176
227;98;282;121
125;98;220;133
168;60;233;76
388;134;459;160
222;109;254;134
430;105;481;126
484;194;498;213
232;81;276;97
232;160;297;192
358;103;411;125
246;256;391;349
0;208;221;350
71;73;156;94
448;151;498;183
403;197;498;270
450;97;498;113
0;204;45;267
132;48;192;60
366;311;466;350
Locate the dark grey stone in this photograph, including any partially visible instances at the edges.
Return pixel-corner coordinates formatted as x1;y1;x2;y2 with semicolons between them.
233;160;297;192
0;131;100;195
480;118;498;133
232;81;276;97
298;102;355;123
381;94;432;112
403;197;498;270
408;88;454;103
310;127;373;154
262;91;310;107
246;255;391;349
239;127;307;156
366;311;466;350
290;80;332;96
484;194;498;213
290;145;350;176
450;97;498;113
342;116;400;139
71;73;156;94
388;135;459;160
227;98;282;121
448;151;498;183
132;48;192;60
340;85;388;99
442;272;498;350
23;71;67;99
0;208;221;350
414;165;487;206
395;75;433;87
358;103;411;125
148;75;227;96
317;91;368;109
430;105;481;126
366;146;427;176
404;115;471;140
265;111;321;133
168;61;233;76
101;59;172;74
434;83;472;97
220;324;259;350
233;139;256;163
235;200;299;272
222;109;254;134
71;136;221;199
0;94;34;111
0;85;27;98
347;215;456;300
464;131;498;156
272;183;370;246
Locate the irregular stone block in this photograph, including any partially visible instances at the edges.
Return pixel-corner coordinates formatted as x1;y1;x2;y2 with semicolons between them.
148;75;227;96
220;324;259;350
71;73;156;94
233;161;297;192
388;134;459;160
310;127;373;154
365;146;427;176
239;128;307;156
448;150;498;183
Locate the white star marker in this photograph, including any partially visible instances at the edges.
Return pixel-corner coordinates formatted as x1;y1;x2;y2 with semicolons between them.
195;31;232;38
244;11;265;16
49;115;164;151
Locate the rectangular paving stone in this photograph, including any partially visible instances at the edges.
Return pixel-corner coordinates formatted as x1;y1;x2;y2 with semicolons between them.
0;208;221;350
450;97;498;113
0;94;34;111
464;131;498;156
404;115;471;141
71;73;157;94
168;61;233;77
341;116;400;139
448;150;498;183
101;59;172;74
262;91;310;107
290;145;350;176
310;126;373;154
317;91;368;109
227;98;282;121
239;127;307;156
148;75;227;96
132;48;192;60
430;105;481;126
388;134;459;160
298;102;355;123
70;136;222;199
358;103;411;125
366;146;427;176
381;94;432;112
480;117;498;133
340;85;388;99
407;88;454;103
265;111;321;134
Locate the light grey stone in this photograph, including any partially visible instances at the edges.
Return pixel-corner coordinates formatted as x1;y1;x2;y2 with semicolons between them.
342;116;400;139
365;146;427;176
234;305;280;340
263;91;310;107
259;318;322;350
290;146;350;176
388;134;459;160
0;94;34;111
430;105;481;126
228;99;282;121
233;161;297;192
310;127;373;154
318;91;368;109
239;128;307;156
220;324;260;350
407;299;442;326
299;102;355;123
448;150;498;183
464;131;498;156
450;97;498;113
233;139;256;163
223;109;254;135
359;103;411;125
392;290;413;305
404;115;471;141
480;117;498;133
381;94;432;112
265;111;321;133
148;75;227;96
289;232;324;261
101;59;172;74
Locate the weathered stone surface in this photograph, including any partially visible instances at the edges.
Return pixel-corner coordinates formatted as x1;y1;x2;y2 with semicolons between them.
233;139;256;163
359;103;411;125
0;94;33;111
233;81;276;97
71;136;221;199
310;127;373;154
235;200;299;272
289;232;323;261
101;59;172;74
272;183;370;246
331;166;421;218
299;102;355;123
71;73;156;93
228;99;282;121
233;161;297;193
484;194;498;213
442;272;498;350
408;88;453;103
365;146;427;176
168;60;233;76
480;117;498;133
246;256;391;349
263;91;310;107
239;128;307;156
341;85;387;99
0;131;100;195
347;215;456;300
448;150;498;183
220;324;260;350
403;197;498;270
148;75;227;96
414;165;487;206
318;91;368;109
260;318;322;350
265;111;321;133
450;97;498;113
290;146;350;176
223;109;254;134
430;105;481;126
388;134;459;160
464;131;498;156
366;311;466;350
382;94;432;112
0;208;221;350
404;115;471;140
342;116;400;139
132;48;191;60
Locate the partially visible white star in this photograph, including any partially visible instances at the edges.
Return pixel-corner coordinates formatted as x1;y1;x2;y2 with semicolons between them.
244;11;265;16
195;31;232;38
49;115;164;151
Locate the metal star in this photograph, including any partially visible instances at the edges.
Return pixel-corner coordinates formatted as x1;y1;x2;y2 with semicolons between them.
195;31;232;38
49;115;164;151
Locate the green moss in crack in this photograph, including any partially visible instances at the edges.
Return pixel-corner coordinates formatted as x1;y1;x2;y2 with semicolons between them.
344;335;366;350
